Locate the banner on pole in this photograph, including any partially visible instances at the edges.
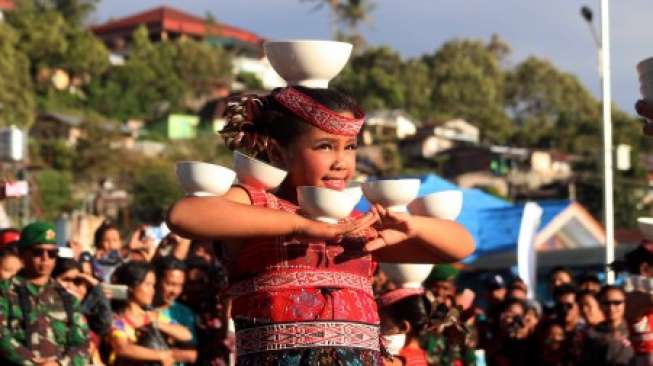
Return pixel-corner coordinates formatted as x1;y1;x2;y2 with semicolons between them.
517;202;543;299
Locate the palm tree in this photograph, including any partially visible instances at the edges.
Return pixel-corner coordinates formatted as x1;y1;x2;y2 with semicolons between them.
302;0;375;39
302;0;341;38
335;0;375;34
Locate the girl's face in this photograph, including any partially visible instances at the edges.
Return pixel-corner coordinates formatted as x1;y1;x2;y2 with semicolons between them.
273;122;357;191
100;229;122;252
131;271;156;307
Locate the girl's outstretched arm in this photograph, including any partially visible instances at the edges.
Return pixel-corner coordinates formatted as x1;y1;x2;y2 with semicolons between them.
167;186;377;241
366;204;475;264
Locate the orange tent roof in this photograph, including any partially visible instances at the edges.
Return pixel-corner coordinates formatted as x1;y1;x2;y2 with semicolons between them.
91;6;262;45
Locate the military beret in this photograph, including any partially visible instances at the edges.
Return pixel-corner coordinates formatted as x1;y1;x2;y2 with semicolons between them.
425;264;459;284
18;221;57;249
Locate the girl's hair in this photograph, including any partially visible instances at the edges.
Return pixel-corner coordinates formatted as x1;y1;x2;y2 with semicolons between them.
93;221;120;249
112;261;154;289
154;256;187;279
623;245;653;274
52;257;82;278
221;86;361;161
598;284;625;300
384;294;432;336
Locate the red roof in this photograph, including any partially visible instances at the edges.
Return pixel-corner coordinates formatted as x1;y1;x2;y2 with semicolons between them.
91;6;262;45
0;0;15;11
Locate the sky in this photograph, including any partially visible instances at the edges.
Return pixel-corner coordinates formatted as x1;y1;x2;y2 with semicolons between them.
94;0;652;115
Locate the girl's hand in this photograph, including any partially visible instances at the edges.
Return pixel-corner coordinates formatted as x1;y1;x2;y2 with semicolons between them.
636;99;653;135
292;212;378;240
77;272;99;288
364;204;418;252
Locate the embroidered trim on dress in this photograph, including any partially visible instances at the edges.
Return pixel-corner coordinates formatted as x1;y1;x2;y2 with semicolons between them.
273;87;365;136
236;321;380;355
228;270;373;298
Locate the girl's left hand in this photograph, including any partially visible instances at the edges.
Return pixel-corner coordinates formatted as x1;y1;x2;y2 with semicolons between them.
364;204;418;252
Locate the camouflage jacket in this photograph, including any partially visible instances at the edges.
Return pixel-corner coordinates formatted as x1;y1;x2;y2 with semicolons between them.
0;276;90;366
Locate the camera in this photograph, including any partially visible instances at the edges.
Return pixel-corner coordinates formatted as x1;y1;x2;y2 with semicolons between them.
506;315;525;338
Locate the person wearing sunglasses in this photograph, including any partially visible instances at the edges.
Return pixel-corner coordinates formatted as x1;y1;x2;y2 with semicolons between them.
581;285;634;366
551;284;586;363
0;221;90;366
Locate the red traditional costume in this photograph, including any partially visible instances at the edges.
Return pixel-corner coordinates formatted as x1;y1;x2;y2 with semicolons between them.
224;87;383;365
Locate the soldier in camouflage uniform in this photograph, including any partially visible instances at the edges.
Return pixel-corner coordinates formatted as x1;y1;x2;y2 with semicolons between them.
0;221;90;366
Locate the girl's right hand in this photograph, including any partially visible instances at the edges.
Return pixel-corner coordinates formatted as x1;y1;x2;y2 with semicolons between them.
292;212;378;240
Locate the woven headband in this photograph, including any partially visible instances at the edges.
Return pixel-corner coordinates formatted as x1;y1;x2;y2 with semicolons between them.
378;288;425;308
273;87;365;136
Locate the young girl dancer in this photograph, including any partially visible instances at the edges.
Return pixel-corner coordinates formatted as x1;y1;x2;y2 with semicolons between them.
167;86;474;365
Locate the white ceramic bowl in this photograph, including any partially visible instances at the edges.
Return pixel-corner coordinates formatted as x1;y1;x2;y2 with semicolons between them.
362;179;421;213
297;186;358;223
408;190;463;220
638;217;653;241
343;183;363;203
379;263;435;289
176;161;236;196
264;40;353;88
233;151;287;191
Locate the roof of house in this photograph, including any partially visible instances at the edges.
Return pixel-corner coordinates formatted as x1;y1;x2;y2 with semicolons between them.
91;6;262;46
366;109;421;127
0;0;14;11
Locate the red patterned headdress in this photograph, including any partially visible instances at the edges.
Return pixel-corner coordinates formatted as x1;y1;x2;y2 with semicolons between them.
378;288;425;308
273;87;365;136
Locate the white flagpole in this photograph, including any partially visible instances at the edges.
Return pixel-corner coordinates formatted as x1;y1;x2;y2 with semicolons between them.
600;0;615;284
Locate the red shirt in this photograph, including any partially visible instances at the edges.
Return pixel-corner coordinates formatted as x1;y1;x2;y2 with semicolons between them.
399;346;428;366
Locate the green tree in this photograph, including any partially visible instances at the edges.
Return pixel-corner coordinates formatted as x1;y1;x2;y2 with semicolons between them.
423;39;512;143
332;46;406;111
334;0;375;33
129;161;182;224
237;72;264;90
505;57;600;151
88;26;231;120
64;28;109;78
0;23;35;128
72;113;133;183
6;0;109;92
46;0;99;27
34;169;73;220
175;37;232;99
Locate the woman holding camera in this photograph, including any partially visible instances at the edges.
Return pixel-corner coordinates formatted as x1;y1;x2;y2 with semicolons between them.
107;261;192;366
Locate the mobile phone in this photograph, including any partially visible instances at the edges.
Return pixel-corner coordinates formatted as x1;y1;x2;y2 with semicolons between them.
101;284;128;300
